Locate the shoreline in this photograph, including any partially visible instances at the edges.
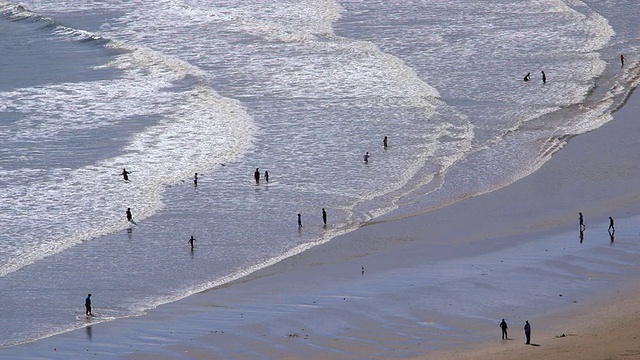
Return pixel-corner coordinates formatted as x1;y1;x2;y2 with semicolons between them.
4;89;640;359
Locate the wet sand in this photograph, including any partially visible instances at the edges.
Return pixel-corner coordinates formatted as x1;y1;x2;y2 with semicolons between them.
4;87;640;359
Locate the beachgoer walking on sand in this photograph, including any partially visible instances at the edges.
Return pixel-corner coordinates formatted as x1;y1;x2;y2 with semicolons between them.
608;216;615;233
363;152;370;163
383;136;388;149
500;319;509;339
194;173;198;187
322;208;327;226
121;168;131;181
579;212;585;231
265;170;269;183
188;235;196;249
254;168;260;184
126;208;133;222
541;71;546;84
298;213;302;228
524;320;531;344
523;72;530;82
85;293;92;316
621;54;625;66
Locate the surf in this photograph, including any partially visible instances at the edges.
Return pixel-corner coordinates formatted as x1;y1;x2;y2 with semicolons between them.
0;3;256;277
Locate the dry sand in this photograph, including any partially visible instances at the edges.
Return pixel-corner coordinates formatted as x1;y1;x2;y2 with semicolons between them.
131;88;640;359
194;86;640;359
4;91;640;359
417;88;640;359
429;289;640;360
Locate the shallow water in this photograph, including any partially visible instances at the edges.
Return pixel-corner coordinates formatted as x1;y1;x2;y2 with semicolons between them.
0;0;639;347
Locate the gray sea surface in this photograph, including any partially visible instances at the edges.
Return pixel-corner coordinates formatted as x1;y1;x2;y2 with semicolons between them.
0;0;639;347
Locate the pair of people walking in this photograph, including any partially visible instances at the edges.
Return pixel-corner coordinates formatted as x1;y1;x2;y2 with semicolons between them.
578;213;615;234
499;319;531;344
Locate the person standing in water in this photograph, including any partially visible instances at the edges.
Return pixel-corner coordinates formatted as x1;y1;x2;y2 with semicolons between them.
541;71;546;84
579;212;585;231
363;152;370;163
254;168;260;184
621;54;625;66
383;136;388;149
85;293;92;316
126;208;133;223
322;208;327;226
121;168;131;181
188;236;196;249
264;170;269;183
608;216;615;234
298;213;302;228
194;173;198;187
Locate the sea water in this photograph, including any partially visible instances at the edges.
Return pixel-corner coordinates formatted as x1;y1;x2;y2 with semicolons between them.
0;0;638;347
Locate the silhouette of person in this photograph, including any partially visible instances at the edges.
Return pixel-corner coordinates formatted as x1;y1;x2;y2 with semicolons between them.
126;208;133;222
121;168;131;181
265;171;269;183
194;173;198;187
297;213;302;228
579;212;585;231
254;168;260;184
621;54;625;66
523;72;530;82
500;319;508;339
188;236;196;249
363;152;370;163
541;71;546;84
383;136;388;149
322;208;327;226
608;216;615;234
85;293;92;316
524;320;531;344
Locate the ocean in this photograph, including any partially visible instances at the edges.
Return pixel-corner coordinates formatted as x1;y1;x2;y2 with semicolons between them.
1;0;638;348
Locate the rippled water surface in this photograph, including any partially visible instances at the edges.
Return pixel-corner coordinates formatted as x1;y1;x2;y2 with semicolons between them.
0;0;639;346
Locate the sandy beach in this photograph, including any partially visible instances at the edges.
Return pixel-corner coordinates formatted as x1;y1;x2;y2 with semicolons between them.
430;285;640;360
4;88;640;359
3;1;640;359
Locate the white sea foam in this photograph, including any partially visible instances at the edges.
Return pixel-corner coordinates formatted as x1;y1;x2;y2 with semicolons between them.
1;0;638;348
79;0;465;220
0;12;255;276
